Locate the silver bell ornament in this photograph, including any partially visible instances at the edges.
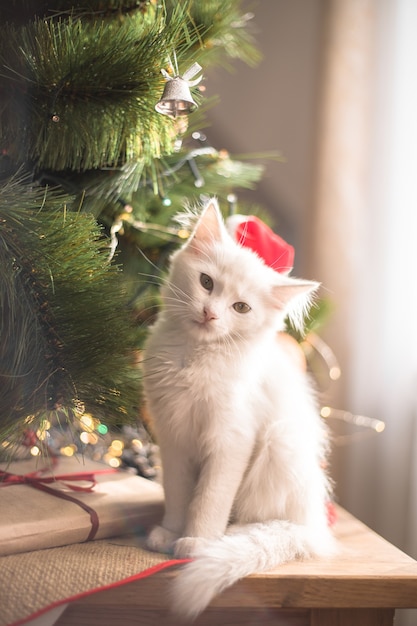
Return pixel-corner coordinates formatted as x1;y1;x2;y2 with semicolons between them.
155;62;203;118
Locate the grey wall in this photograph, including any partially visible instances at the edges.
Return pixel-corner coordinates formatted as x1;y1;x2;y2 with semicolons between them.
206;0;324;273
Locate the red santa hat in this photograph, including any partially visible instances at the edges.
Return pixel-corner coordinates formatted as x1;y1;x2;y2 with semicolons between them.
226;214;294;274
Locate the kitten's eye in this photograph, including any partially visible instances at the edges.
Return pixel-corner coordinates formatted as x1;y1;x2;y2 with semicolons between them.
233;302;251;314
200;273;213;291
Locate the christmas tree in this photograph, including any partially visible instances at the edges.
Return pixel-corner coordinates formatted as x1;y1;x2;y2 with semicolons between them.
0;1;263;454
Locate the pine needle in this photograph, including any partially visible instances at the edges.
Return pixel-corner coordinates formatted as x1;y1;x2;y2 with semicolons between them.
0;178;141;447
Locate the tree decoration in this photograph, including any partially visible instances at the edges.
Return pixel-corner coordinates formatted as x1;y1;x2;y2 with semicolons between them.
155;62;203;118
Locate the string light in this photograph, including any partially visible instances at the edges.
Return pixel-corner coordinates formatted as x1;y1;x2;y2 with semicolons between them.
121;214;187;240
60;444;77;457
302;333;341;383
80;414;95;431
301;335;384;445
320;407;386;446
80;432;99;445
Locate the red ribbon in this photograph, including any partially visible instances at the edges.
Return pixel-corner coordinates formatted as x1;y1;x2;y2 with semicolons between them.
0;464;117;542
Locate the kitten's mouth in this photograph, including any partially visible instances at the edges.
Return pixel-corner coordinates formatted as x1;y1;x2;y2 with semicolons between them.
192;318;221;338
195;318;215;329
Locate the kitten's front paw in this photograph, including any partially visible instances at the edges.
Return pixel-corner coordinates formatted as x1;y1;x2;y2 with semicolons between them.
146;525;180;555
174;536;211;559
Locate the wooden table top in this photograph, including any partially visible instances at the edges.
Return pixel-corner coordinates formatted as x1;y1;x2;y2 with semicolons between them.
75;506;417;612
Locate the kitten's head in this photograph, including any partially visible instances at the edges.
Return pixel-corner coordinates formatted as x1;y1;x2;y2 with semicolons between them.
161;199;319;343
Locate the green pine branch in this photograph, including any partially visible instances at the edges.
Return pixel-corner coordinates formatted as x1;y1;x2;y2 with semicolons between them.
0;12;181;172
164;0;261;69
0;1;156;25
0;178;141;446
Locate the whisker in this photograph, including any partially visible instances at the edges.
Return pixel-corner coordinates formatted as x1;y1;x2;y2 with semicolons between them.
135;271;164;284
163;282;193;305
135;245;165;275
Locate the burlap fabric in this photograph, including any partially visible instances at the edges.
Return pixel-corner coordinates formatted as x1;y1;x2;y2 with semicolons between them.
0;536;178;626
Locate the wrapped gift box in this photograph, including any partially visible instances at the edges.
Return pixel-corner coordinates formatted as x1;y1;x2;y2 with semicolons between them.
0;455;164;556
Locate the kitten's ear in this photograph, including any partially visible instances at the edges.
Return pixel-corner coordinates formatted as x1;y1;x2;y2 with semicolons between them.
186;199;226;254
271;279;320;333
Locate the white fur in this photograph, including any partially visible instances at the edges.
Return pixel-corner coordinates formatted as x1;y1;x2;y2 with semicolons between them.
143;199;334;620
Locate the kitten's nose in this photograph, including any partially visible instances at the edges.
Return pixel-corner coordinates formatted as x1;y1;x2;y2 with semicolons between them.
203;307;218;321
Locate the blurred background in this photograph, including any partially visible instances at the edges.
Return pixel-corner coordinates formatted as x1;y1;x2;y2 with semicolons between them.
206;3;417;623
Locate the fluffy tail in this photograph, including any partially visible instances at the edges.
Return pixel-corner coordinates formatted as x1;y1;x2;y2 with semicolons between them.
170;521;335;621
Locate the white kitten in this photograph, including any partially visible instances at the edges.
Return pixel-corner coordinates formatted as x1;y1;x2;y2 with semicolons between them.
143;199;335;620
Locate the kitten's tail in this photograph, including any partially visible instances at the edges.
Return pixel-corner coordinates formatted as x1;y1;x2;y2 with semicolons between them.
171;521;335;621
